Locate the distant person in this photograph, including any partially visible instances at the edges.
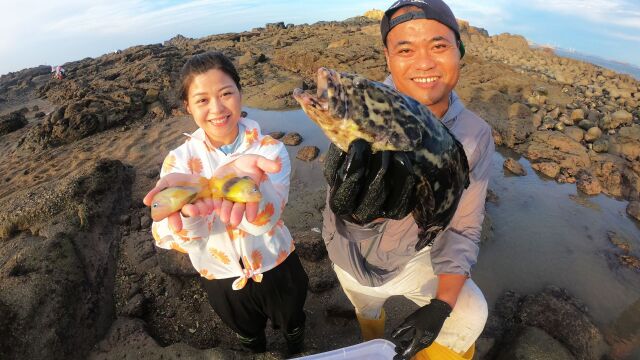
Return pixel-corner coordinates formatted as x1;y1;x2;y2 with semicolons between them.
51;65;64;79
143;51;308;355
321;1;494;359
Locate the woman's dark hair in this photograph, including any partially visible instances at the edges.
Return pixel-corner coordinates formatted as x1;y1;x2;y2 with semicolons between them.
179;51;241;102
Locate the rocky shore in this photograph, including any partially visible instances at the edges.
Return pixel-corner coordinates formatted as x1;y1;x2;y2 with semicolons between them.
0;12;638;360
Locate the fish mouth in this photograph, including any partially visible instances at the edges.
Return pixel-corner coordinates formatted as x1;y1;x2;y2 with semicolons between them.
293;67;340;111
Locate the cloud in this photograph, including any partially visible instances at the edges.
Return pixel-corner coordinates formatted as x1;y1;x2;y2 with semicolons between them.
528;0;640;29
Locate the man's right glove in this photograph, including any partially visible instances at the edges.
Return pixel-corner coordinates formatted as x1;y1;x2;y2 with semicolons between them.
391;299;452;360
323;139;416;224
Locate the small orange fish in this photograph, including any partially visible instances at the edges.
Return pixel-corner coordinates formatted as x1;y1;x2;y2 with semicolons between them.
150;175;261;221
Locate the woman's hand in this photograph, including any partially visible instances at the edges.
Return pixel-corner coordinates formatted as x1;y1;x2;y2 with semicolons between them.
213;154;281;228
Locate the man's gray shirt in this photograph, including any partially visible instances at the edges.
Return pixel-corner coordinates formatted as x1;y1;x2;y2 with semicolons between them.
322;89;495;287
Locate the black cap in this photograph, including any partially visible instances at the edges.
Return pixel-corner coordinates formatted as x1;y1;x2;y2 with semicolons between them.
380;0;465;57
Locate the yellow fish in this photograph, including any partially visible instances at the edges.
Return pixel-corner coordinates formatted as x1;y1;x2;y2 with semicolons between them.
150;175;261;221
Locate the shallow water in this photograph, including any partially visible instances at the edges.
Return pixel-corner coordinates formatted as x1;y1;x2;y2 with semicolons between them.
247;106;640;330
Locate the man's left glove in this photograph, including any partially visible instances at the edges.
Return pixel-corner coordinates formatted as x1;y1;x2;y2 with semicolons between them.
391;299;452;360
323;139;416;224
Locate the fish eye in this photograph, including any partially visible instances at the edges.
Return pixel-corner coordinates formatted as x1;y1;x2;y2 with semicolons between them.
353;77;367;89
152;203;158;208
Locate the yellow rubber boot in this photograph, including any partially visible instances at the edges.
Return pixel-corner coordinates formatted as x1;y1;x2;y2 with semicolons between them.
356;308;386;341
412;342;475;360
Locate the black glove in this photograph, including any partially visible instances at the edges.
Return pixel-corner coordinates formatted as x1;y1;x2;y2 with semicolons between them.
391;299;452;360
323;139;416;224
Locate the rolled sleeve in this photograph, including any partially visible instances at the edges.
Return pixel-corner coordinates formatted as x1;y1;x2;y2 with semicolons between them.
431;122;494;275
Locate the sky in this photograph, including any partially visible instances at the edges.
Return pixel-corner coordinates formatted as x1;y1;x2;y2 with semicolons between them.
2;0;640;77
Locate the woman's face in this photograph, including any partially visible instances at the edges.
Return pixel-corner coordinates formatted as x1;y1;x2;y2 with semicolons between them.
185;69;242;147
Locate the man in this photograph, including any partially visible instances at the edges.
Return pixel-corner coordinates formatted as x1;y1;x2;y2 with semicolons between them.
321;1;494;359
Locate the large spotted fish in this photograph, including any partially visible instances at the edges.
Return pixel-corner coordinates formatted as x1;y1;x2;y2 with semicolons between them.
293;68;469;249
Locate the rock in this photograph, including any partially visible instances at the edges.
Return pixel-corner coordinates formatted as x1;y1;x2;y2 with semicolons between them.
492;103;534;147
608;125;640;160
504;158;527;176
570;109;585;122
293;230;327;261
554;122;565;131
34;111;46;118
327;38;349;49
576;172;602;195
282;132;303;146
0;160;133;359
608;231;631;253
0;111;28;136
618;255;640;271
140;215;152;229
156;248;199;276
301;258;337;293
531;162;560;178
32;105;40;111
486;189;500;204
143;88;159;103
496;327;575;360
563;126;584;142
586;110;601;123
578;119;595;131
604;110;633;129
296;146;320;161
627;201;640;221
559;114;573;126
592;139;609;153
121;293;146;318
584;127;602;143
268;131;285;139
516;287;607;360
363;9;384;20
525;131;591;173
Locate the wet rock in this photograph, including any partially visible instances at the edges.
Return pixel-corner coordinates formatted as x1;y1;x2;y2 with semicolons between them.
296;146;319;161
516;287;607;360
31;105;39;111
293;230;327;261
496;327;574;360
618;255;640;271
531;162;560;178
486;189;500;204
492;103;534;147
627;201;640;221
525;131;591;173
584;127;602;143
0;111;28;136
282;132;303;146
268;131;285;139
608;125;640;161
34;111;46;118
269;131;284;140
576;172;602;195
504;158;527;176
563;126;584;142
608;231;631;253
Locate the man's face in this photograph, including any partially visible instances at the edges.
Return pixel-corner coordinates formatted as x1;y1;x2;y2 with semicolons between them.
384;8;461;117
